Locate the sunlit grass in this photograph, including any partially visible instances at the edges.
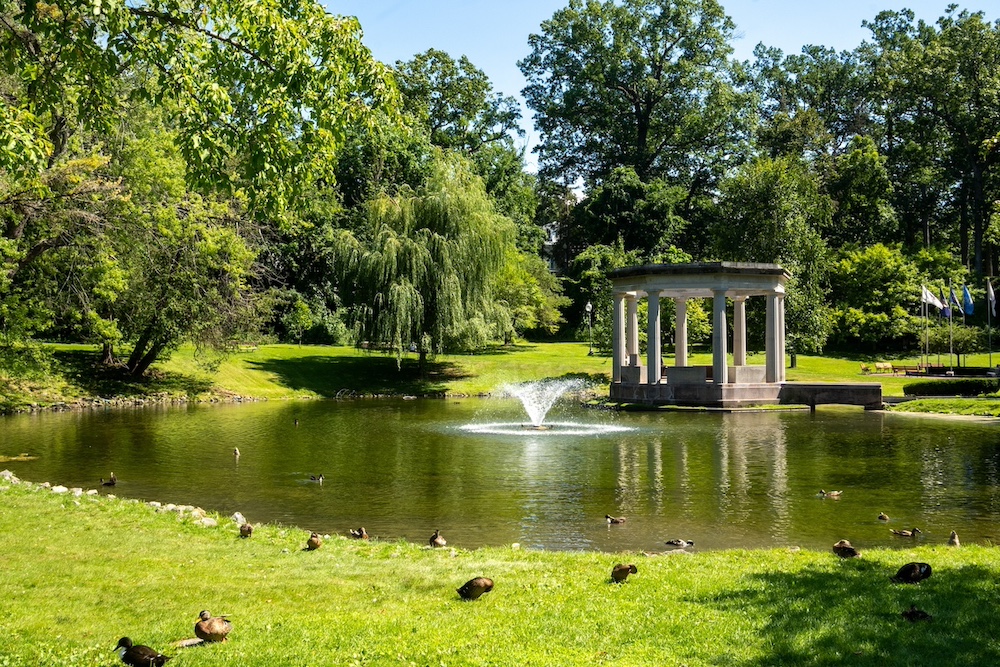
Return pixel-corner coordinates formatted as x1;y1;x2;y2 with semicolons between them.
1;479;998;666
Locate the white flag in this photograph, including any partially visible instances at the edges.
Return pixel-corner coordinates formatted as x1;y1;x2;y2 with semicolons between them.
921;285;944;310
989;279;996;317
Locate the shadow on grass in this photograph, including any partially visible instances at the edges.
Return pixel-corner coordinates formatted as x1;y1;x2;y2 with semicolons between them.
700;558;999;666
50;349;213;398
245;355;471;397
549;371;611;386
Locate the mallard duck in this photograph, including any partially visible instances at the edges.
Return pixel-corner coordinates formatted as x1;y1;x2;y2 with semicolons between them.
194;611;232;643
892;562;932;584
878;512;889;521
890;527;922;537
102;473;117;487
664;538;695;548
430;529;447;548
239;523;253;538
948;530;960;547
901;604;933;622
605;514;626;524
819;489;842;498
306;532;322;550
115;637;171;666
611;563;637;583
349;527;368;540
457;577;494;600
832;539;861;558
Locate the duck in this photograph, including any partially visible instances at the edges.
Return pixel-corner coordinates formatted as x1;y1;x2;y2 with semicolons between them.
101;472;117;487
456;577;494;600
306;532;323;550
832;539;861;558
878;512;889;521
194;610;232;643
664;538;695;548
901;604;933;622
115;637;171;666
890;527;922;537
233;448;240;458
309;474;324;483
892;562;932;584
349;527;368;540
948;530;960;547
819;489;842;498
239;523;253;538
611;563;637;583
605;514;626;525
429;529;447;548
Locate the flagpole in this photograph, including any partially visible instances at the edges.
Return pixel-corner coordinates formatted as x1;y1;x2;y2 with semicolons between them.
949;279;954;372
990;277;994;368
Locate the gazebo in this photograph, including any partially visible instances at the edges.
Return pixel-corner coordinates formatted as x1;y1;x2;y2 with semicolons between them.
608;262;881;409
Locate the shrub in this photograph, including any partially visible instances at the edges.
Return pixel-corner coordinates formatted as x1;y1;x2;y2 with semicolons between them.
903;378;1000;397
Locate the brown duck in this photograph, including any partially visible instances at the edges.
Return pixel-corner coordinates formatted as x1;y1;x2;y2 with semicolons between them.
115;637;170;666
194;610;232;643
890;527;922;537
239;523;253;538
948;530;960;547
892;562;932;584
605;514;626;524
306;532;323;550
349;527;368;540
101;472;117;487
819;489;842;498
664;538;695;548
878;512;889;521
429;529;447;548
611;563;638;583
901;604;933;622
457;577;494;600
832;539;861;558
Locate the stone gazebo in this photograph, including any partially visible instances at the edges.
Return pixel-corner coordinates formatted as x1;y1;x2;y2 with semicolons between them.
608;262;881;409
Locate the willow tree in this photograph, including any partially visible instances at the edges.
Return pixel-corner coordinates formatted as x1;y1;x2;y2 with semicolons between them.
335;154;518;367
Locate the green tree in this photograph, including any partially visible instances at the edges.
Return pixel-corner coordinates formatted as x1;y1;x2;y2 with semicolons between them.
519;0;755;189
333;153;518;368
823;136;897;247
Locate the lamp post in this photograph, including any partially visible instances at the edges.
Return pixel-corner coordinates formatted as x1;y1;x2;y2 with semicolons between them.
585;301;593;356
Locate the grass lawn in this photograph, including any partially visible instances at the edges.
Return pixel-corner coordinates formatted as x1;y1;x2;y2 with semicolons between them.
3;342;999;415
2;476;998;666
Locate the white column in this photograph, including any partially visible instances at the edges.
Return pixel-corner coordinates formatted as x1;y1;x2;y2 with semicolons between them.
733;297;747;367
674;297;688;367
712;290;728;384
626;294;639;365
612;293;625;383
765;293;779;383
647;291;661;385
778;295;787;382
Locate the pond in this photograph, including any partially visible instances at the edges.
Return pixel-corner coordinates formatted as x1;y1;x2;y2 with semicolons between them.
3;397;1000;553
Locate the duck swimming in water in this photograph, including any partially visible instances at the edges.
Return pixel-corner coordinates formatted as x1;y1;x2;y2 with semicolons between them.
664;538;695;548
890;527;922;537
878;512;889;521
818;489;842;498
101;472;117;487
309;474;324;484
605;514;626;524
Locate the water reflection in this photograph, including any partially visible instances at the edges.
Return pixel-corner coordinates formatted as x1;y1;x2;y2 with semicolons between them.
3;401;1000;551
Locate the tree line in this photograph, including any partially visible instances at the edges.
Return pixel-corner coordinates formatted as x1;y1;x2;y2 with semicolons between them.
2;0;998;379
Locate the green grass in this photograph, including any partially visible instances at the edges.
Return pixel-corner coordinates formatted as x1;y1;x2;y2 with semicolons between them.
3;342;999;415
1;477;998;666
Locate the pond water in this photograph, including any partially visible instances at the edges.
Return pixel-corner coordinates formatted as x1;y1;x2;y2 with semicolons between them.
3;398;1000;553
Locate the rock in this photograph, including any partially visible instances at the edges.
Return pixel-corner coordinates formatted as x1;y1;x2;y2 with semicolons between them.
165;503;177;512
39;482;51;488
197;517;218;528
148;501;162;508
232;512;247;525
70;488;83;496
86;489;98;496
51;485;68;494
0;470;21;483
189;507;206;519
105;494;116;499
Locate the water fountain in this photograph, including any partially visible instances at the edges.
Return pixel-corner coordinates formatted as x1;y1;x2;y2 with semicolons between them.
460;379;631;435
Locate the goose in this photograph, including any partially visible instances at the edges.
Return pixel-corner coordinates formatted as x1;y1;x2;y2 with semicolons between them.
605;514;626;524
611;563;637;583
115;637;170;666
457;577;494;600
430;529;447;548
194;611;232;643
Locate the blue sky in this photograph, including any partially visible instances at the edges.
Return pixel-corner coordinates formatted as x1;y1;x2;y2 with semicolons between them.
328;1;985;163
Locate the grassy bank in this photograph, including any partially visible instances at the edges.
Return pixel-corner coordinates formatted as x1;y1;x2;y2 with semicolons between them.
2;475;999;666
3;342;997;415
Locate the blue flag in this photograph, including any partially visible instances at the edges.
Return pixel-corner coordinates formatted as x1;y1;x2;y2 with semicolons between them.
951;287;963;316
940;287;951;318
963;285;974;315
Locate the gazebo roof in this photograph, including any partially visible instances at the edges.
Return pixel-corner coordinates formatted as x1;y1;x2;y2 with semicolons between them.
609;262;790;298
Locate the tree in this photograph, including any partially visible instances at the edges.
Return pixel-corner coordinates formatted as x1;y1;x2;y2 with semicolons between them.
823;135;898;247
395;48;522;154
520;0;755;189
333;153;519;367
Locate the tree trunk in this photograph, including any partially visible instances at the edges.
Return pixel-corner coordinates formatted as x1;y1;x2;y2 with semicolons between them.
100;342;117;366
129;341;165;378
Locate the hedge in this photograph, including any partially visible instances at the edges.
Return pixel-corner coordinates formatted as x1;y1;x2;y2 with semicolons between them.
903;378;1000;397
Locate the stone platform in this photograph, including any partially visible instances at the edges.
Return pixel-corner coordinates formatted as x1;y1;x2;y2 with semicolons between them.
609;381;882;410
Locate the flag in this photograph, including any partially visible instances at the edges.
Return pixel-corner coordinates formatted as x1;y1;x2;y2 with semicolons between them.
989;279;996;317
951;287;963;315
963;285;974;316
940;287;951;318
921;285;944;309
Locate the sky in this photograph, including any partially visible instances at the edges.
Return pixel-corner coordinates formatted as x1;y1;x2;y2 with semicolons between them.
327;1;989;165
